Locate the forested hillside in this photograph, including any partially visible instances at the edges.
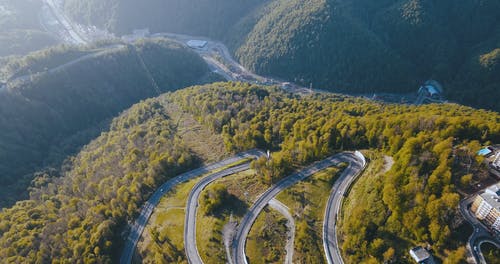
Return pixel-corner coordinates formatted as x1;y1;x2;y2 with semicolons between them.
0;38;208;207
235;0;500;111
65;0;500;111
0;98;197;263
0;0;57;56
63;0;269;38
235;0;415;95
0;83;497;262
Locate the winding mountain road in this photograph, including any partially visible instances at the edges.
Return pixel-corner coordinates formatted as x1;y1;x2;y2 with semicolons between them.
120;150;263;264
185;163;255;264
43;0;87;44
0;0;122;90
34;4;371;263
33;0;310;93
151;32;265;83
232;152;365;264
323;151;366;264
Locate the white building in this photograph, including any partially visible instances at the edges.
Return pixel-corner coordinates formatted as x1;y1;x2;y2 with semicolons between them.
187;40;208;50
409;246;435;264
418;80;443;98
476;200;494;220
471;183;500;232
281;82;292;89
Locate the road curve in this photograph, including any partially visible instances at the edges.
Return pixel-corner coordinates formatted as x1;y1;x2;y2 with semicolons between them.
151;33;262;83
185;162;257;264
268;198;295;264
459;196;500;264
232;152;360;264
322;151;366;264
120;149;264;264
477;239;500;264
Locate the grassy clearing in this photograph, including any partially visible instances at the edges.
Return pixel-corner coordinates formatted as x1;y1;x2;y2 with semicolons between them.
246;206;288;264
275;166;342;263
136;101;239;262
137;177;198;263
137;159;253;263
223;169;271;203
163;102;227;163
196;209;229;263
197;169;270;263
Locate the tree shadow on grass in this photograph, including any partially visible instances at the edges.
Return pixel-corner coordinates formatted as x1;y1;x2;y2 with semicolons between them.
214;194;248;218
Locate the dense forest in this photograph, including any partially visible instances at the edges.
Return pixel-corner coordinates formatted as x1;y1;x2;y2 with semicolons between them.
0;98;197;263
169;83;500;262
64;0;500;111
1;83;497;262
0;38;209;207
0;0;57;56
235;0;500;111
63;0;269;38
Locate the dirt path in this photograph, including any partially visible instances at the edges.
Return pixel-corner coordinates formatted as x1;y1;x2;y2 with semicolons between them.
223;215;238;264
269;198;295;264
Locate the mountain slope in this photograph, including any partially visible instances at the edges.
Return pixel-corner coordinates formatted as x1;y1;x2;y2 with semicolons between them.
0;97;198;263
63;0;500;111
235;0;500;110
0;83;498;262
63;0;270;38
0;38;209;207
235;0;416;93
0;0;57;56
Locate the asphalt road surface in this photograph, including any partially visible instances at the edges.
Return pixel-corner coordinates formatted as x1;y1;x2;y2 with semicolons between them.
232;152;363;264
43;0;87;44
120;150;263;264
184;163;254;264
323;152;366;264
36;3;310;94
152;32;264;83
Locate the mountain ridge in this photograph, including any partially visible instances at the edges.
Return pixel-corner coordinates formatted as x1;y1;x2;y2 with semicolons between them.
0;38;209;207
63;0;500;111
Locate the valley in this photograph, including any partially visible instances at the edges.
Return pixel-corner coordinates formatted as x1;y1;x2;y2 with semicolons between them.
0;1;499;264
